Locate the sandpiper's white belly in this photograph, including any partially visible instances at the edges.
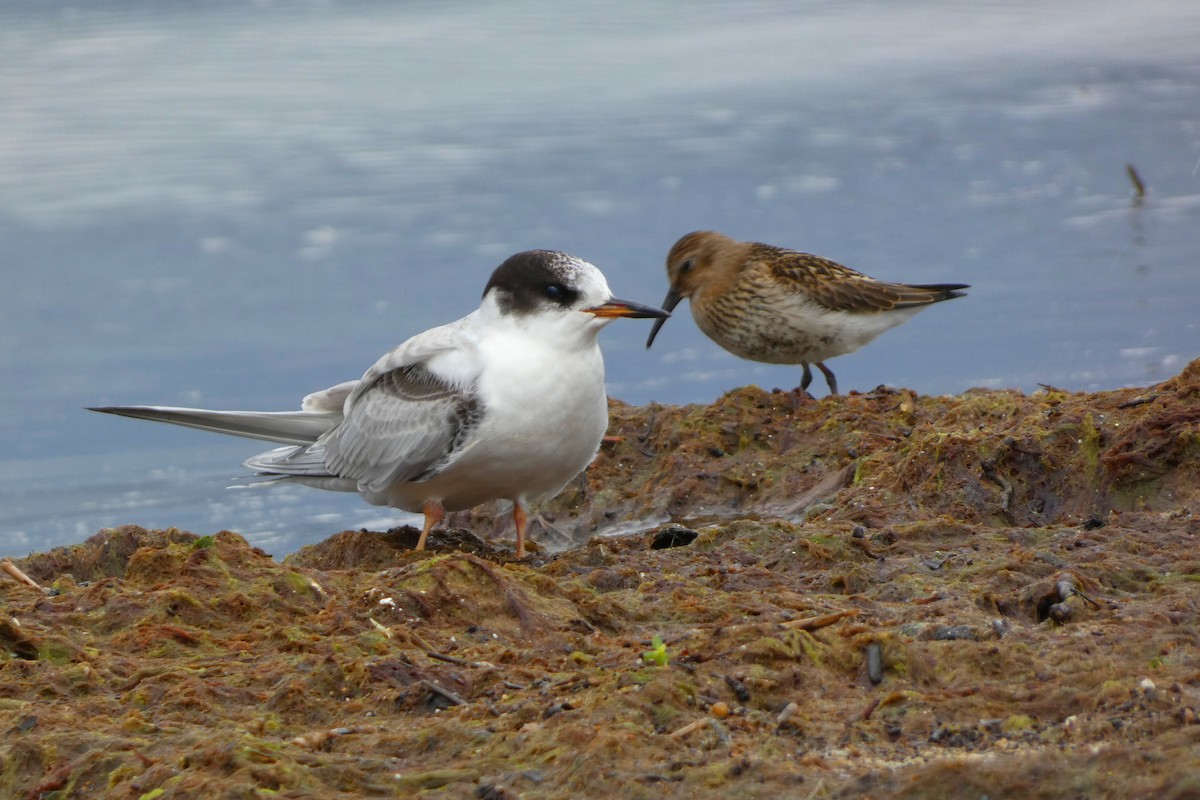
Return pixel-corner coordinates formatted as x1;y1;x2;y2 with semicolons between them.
695;287;922;365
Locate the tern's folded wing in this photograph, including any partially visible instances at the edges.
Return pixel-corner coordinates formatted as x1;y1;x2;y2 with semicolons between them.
321;361;482;493
301;380;359;413
243;443;332;475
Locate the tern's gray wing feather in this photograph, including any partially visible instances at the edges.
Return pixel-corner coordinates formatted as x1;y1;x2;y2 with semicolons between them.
243;443;333;476
301;380;358;413
322;362;482;492
88;406;339;446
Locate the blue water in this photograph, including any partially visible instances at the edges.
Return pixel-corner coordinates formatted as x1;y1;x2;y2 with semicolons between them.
2;0;1197;557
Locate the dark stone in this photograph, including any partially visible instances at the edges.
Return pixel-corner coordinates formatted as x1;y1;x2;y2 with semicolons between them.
651;527;699;550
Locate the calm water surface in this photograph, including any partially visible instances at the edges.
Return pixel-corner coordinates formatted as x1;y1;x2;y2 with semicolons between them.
2;1;1197;557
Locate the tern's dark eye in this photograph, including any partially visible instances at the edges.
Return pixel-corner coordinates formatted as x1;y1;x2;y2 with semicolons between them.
544;283;568;301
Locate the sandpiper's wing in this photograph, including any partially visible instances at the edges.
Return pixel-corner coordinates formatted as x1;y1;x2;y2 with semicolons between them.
758;244;968;313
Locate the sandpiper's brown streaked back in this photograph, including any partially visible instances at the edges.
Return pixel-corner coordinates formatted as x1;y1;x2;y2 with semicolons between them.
645;231;968;394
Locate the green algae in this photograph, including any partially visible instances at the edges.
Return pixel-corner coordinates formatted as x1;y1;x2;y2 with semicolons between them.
641;635;669;666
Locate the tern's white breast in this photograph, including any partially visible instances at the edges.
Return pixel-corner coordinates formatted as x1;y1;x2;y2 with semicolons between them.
378;310;609;513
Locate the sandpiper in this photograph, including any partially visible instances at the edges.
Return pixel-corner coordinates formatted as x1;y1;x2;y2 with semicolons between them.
645;231;968;394
92;250;668;558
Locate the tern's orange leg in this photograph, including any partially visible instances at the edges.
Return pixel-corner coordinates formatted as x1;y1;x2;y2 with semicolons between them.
512;502;528;559
416;499;445;551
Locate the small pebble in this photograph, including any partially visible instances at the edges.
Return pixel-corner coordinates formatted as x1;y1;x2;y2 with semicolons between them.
865;643;884;685
931;625;978;641
724;675;751;702
710;701;730;718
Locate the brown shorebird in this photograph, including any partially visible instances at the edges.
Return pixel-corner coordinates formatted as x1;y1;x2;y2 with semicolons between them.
646;231;968;394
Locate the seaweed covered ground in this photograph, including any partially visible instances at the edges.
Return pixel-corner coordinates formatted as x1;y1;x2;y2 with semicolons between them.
2;359;1199;799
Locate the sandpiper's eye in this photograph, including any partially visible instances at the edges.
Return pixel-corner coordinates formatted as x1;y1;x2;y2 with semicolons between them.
680;258;695;273
544;283;567;301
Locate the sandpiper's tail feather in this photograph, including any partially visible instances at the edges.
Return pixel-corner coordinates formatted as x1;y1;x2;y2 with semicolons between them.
907;283;970;299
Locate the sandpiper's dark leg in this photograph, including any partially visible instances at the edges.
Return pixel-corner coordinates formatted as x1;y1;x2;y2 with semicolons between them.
816;362;838;395
800;363;814;391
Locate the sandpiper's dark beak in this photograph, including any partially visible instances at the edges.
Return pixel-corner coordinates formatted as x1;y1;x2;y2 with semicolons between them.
644;287;684;348
585;297;670;320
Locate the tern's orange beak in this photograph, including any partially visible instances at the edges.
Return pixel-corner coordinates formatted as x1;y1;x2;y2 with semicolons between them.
584;297;670;319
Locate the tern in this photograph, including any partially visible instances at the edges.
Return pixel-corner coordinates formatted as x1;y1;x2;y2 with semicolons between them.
93;250;668;558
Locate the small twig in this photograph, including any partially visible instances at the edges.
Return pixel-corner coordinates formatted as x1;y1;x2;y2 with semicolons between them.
421;679;467;707
392;626;436;652
1;559;46;592
1126;163;1146;200
711;608;858;639
779;609;859;631
550;674;591;691
667;717;711;739
855;695;883;723
1117;393;1158;409
369;620;496;669
425;650;496;670
856;690;910;723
